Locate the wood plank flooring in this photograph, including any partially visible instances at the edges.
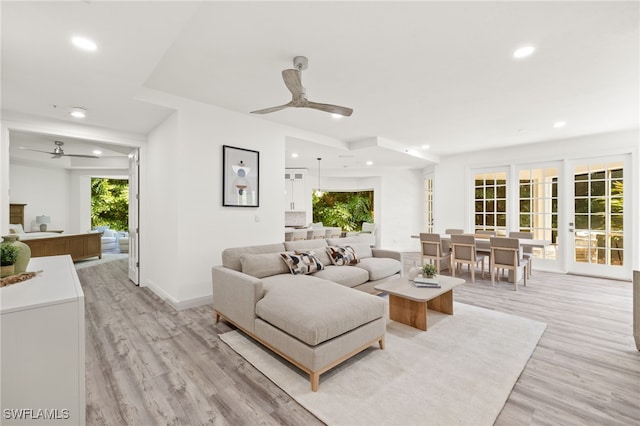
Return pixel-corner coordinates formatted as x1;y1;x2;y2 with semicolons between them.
78;259;640;425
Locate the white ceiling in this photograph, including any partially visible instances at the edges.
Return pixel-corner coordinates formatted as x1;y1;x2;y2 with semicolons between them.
2;1;638;171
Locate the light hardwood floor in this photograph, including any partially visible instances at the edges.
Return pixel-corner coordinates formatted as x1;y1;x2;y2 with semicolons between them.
79;259;639;425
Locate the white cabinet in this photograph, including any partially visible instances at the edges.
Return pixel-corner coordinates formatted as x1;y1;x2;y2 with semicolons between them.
285;169;306;211
1;256;85;425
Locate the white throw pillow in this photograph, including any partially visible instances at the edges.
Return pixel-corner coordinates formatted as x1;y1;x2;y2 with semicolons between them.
8;224;25;234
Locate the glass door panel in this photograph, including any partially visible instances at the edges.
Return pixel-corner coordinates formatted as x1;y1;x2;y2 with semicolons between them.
569;157;629;279
517;165;559;262
474;170;508;236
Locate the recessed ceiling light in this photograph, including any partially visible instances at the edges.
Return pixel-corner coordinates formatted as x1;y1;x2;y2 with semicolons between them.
71;36;97;51
366;161;373;166
70;107;87;119
331;114;342;120
513;46;535;59
291;153;298;158
421;144;430;150
553;121;566;128
92;150;102;155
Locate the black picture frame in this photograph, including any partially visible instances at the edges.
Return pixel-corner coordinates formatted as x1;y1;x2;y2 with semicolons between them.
222;145;260;207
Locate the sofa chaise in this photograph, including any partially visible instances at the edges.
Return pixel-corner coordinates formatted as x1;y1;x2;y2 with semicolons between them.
211;237;402;391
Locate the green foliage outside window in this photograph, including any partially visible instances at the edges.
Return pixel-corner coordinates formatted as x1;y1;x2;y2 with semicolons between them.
91;178;129;231
312;191;374;232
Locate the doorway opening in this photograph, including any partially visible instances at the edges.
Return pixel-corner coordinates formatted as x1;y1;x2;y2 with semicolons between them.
91;177;129;255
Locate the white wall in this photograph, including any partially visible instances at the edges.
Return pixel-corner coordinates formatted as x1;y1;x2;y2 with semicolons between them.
1;113;145;235
140;93;347;308
9;162;130;234
9;163;70;231
142;111;180;303
434;129;639;275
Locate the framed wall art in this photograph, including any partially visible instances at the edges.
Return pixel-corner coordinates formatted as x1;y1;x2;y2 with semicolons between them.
222;145;260;207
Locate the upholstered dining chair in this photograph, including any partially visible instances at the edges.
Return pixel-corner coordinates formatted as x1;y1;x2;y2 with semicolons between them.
474;230;496;260
509;231;534;278
325;227;343;239
445;228;465;235
419;233;451;274
489;237;527;290
450;234;485;283
308;228;326;240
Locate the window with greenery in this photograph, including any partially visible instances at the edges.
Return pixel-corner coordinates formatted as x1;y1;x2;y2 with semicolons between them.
91;178;129;231
474;171;507;236
312;191;373;232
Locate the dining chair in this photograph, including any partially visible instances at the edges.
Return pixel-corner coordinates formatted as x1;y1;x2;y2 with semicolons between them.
450;234;485;283
291;229;308;241
325;227;342;239
509;231;534;278
419;233;451;274
445;228;464;235
308;228;326;240
474;230;495;263
489;237;527;290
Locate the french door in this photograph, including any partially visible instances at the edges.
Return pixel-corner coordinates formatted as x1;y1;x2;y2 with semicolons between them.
516;163;561;270
568;155;629;279
128;149;140;285
424;173;434;232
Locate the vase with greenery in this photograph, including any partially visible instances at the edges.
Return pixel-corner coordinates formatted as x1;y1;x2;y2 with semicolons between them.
1;234;31;274
422;263;437;278
1;242;20;278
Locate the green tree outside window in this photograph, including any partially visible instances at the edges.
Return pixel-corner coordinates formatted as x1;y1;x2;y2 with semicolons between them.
91;178;129;231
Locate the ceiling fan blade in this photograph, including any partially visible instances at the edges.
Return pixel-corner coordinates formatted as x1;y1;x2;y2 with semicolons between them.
282;69;304;97
305;101;354;117
250;101;294;115
19;147;56;155
63;153;100;159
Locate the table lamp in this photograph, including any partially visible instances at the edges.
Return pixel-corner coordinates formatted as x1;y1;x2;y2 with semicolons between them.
36;215;51;231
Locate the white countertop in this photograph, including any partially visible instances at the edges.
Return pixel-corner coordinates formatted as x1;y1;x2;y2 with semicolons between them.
0;255;83;314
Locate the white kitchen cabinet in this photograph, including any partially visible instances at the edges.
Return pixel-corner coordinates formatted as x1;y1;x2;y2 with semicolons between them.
1;255;85;425
284;169;306;211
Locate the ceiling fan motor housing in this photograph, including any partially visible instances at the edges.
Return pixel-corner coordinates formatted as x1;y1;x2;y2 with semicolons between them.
293;56;308;71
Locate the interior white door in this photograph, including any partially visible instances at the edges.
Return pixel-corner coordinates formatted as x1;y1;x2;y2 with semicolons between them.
567;155;630;280
128;149;139;285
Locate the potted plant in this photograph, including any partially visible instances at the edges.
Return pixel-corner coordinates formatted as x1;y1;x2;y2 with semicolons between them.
1;242;20;278
422;263;437;278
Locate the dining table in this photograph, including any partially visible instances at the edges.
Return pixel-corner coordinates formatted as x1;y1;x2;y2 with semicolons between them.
411;233;552;282
411;233;551;249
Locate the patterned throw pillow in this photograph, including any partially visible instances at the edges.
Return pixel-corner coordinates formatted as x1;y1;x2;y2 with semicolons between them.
326;246;360;266
280;251;324;275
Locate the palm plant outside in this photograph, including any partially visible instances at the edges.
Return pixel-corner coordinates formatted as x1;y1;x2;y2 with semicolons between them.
312;191;373;232
91;178;129;231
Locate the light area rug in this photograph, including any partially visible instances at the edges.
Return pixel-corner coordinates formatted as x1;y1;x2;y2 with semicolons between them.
220;302;546;426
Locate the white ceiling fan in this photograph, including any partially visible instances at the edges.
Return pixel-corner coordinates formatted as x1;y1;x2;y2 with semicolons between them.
19;141;99;159
251;56;353;117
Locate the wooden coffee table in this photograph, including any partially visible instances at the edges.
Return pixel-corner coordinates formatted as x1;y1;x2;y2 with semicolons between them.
374;275;465;331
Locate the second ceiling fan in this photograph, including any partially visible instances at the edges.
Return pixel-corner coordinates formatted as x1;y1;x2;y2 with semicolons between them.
251;56;353;117
19;141;99;159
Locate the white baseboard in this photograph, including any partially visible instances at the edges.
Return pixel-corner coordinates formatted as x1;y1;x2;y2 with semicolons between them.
168;295;213;311
142;279;213;311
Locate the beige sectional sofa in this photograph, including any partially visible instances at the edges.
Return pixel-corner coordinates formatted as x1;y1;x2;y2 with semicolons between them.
211;237;402;391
